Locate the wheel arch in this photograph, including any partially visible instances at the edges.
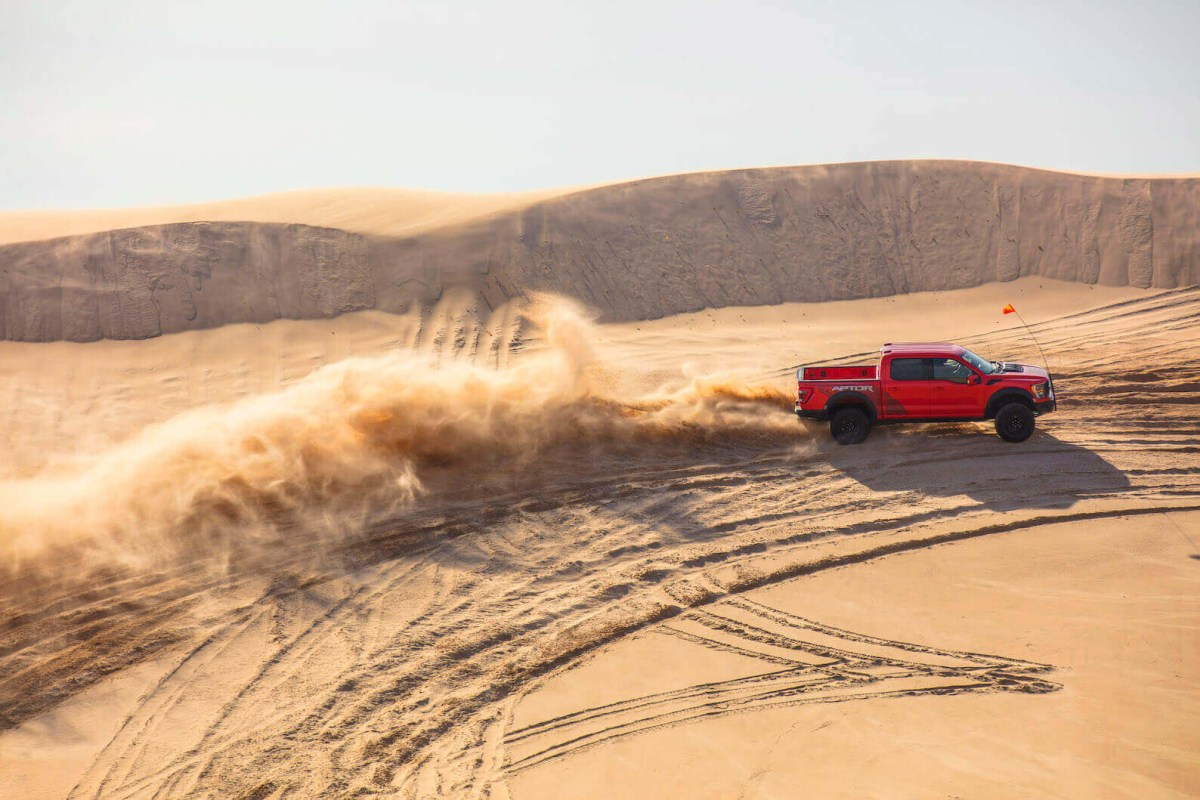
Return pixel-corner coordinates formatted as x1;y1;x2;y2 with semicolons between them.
985;388;1036;419
825;391;878;422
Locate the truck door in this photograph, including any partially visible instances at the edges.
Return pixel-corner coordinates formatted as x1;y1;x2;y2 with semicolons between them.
929;358;985;417
883;357;932;417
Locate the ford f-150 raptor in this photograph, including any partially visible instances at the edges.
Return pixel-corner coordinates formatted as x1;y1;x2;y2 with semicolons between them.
795;343;1056;444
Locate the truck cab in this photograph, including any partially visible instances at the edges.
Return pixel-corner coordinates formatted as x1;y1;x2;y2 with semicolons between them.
795;343;1056;444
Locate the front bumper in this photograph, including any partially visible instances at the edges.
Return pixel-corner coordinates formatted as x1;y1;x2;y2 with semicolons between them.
1035;377;1057;414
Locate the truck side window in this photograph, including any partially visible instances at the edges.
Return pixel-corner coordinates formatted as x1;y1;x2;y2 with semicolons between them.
932;358;971;383
889;358;925;380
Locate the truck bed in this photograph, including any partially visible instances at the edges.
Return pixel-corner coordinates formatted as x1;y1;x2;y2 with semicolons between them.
800;365;878;381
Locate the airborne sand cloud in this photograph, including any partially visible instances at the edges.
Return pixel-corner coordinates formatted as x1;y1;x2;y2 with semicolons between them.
0;295;795;573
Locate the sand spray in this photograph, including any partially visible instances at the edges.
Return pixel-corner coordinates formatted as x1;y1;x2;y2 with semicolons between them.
0;295;801;572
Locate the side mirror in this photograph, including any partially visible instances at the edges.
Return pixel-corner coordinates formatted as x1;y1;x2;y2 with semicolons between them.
967;373;981;385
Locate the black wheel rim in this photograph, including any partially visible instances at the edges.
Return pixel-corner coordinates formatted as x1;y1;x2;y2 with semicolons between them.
839;419;860;436
1004;414;1029;435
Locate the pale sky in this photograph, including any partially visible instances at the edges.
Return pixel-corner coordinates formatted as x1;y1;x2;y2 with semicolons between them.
2;0;1197;209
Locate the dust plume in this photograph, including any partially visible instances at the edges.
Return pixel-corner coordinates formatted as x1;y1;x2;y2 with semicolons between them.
0;296;798;573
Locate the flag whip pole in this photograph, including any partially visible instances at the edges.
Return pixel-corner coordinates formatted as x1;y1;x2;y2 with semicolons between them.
1004;305;1051;373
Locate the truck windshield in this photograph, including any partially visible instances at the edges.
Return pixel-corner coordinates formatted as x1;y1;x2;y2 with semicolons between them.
960;348;997;374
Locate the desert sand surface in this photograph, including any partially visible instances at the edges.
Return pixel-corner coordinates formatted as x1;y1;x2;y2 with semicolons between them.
1;163;1198;799
509;511;1199;799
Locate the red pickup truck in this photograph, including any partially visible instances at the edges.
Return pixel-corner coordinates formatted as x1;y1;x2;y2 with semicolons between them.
795;343;1056;444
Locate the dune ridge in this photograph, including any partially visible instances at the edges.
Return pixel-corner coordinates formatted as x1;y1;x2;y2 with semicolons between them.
2;160;1197;342
0;186;579;248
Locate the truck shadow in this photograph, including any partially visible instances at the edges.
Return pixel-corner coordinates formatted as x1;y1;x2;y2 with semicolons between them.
824;425;1132;510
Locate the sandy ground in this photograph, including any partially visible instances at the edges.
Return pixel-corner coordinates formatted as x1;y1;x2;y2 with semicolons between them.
510;512;1200;799
0;271;1197;798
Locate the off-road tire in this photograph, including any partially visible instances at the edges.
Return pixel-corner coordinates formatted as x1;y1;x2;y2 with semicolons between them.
830;407;871;445
995;402;1035;443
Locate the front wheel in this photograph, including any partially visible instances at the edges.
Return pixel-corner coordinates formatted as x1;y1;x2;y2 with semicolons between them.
830;407;871;445
995;402;1035;442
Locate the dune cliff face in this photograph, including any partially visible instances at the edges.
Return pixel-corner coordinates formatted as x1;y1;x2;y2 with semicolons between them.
2;161;1197;341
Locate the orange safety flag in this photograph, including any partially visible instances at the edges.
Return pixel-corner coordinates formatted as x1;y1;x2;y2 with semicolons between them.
1002;304;1016;315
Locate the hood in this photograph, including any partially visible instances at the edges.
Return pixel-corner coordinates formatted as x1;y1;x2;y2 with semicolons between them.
1005;363;1049;380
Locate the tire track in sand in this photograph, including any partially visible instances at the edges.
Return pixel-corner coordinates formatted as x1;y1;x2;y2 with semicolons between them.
503;596;1056;774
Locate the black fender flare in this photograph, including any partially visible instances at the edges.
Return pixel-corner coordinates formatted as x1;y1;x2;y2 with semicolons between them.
985;388;1036;419
825;391;878;422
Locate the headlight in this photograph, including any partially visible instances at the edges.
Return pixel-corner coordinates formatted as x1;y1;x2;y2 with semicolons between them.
1032;382;1048;399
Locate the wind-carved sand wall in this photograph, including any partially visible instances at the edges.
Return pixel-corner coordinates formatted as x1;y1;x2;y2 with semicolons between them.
0;223;374;341
2;161;1197;341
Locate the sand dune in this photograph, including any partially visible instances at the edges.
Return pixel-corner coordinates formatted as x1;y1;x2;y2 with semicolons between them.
2;161;1198;342
0;162;1198;799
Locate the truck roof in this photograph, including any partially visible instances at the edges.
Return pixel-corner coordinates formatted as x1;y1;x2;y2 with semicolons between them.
880;342;965;356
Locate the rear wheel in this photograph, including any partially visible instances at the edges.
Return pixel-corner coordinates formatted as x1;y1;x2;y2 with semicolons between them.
995;402;1035;442
830;407;871;445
